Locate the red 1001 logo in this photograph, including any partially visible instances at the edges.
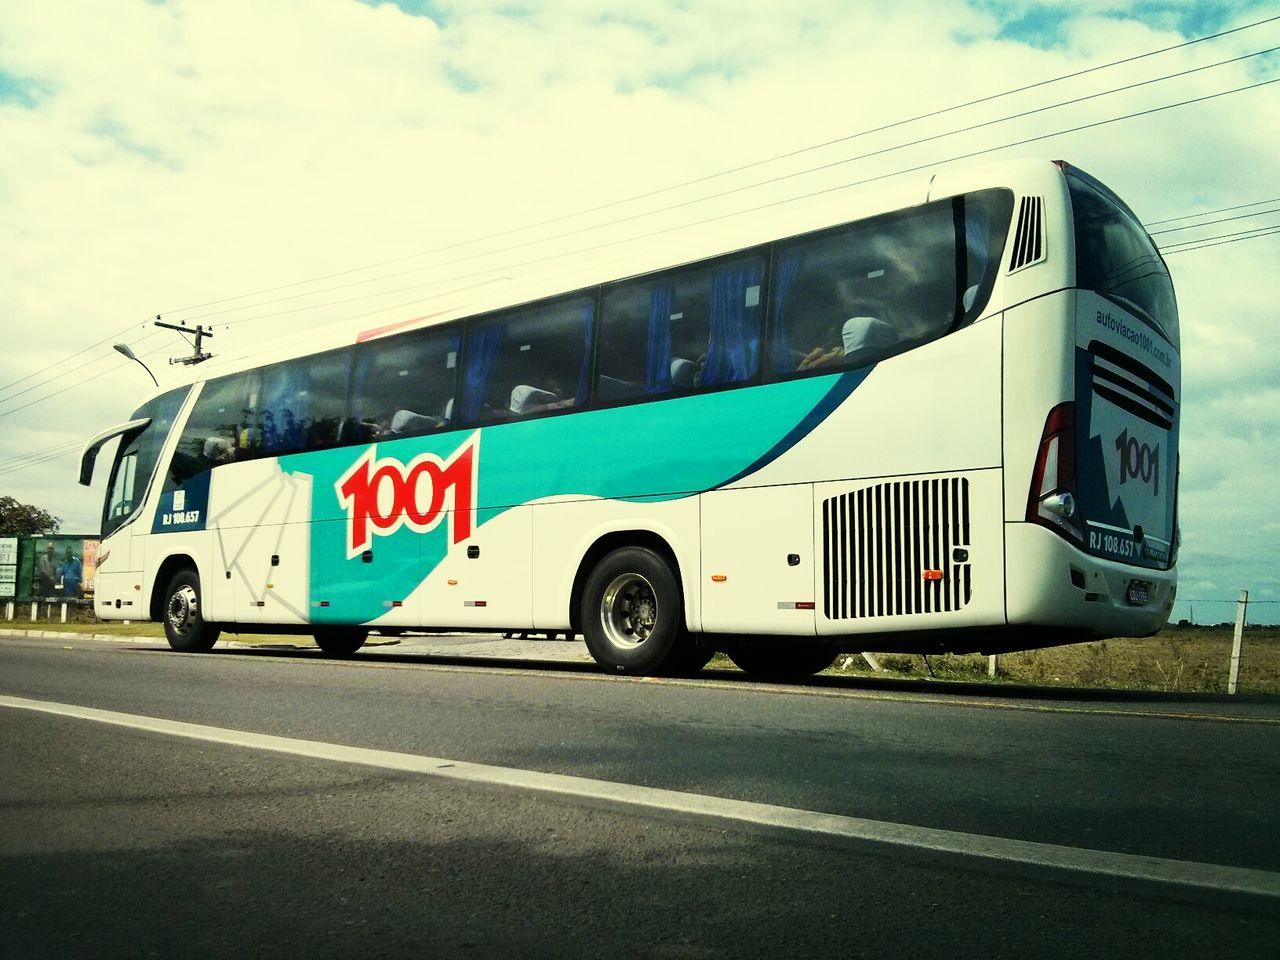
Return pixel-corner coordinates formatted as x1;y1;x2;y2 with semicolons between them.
335;436;478;559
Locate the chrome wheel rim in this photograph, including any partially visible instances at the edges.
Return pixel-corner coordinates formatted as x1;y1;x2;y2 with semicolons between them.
167;584;199;641
600;573;658;650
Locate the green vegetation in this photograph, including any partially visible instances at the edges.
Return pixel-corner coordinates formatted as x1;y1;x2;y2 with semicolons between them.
0;495;61;538
838;625;1280;695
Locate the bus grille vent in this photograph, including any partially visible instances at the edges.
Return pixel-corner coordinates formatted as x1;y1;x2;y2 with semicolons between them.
1008;196;1045;272
822;477;972;620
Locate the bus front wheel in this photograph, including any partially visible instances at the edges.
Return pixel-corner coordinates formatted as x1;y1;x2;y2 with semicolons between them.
582;547;684;676
162;569;220;652
313;626;368;657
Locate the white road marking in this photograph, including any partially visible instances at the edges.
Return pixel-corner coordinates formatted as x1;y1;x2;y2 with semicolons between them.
3;693;1277;899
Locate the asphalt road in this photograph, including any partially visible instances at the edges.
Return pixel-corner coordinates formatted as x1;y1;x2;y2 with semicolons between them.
1;633;1277;958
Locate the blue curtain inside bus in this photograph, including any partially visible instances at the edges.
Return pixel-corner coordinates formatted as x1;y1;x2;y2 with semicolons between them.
644;284;673;394
702;261;761;386
574;301;595;405
769;251;804;374
462;325;503;421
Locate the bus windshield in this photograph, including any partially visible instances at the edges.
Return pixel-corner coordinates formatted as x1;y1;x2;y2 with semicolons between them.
102;387;189;537
1067;170;1179;347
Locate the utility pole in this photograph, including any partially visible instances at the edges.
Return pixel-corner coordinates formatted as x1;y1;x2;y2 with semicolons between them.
153;315;214;365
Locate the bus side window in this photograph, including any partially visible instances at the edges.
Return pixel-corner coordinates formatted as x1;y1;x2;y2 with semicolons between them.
768;201;959;378
959;188;1014;324
167;373;252;488
255;348;352;454
598;255;764;402
460;298;594;424
351;327;461;440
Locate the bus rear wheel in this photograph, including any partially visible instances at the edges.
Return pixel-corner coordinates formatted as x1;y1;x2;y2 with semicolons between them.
582;547;687;676
726;642;837;681
162;569;220;652
313;626;368;657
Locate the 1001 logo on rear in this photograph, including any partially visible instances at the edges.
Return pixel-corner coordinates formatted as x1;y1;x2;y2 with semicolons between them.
1115;429;1159;494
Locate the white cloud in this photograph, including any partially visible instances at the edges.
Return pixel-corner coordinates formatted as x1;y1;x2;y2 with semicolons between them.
0;0;1276;621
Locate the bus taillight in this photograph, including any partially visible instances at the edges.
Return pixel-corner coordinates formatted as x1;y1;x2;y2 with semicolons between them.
1026;402;1083;543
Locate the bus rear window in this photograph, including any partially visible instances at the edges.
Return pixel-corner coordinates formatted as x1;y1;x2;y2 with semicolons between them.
1068;172;1179;347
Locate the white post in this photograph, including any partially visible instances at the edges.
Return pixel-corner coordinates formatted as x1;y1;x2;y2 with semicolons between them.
1228;590;1248;695
988;654;998;677
60;602;68;624
860;651;884;672
30;602;37;621
5;601;12;620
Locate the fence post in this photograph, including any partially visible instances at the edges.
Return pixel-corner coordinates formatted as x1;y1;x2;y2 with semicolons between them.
5;601;12;620
988;654;998;677
1228;590;1248;695
60;602;68;624
30;602;37;622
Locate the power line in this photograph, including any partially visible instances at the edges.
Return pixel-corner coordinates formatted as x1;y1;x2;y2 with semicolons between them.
6;19;1275;410
0;434;91;469
1160;223;1280;248
150;13;1280;324
173;45;1279;331
1149;207;1280;235
0;328;169;412
7;71;1279;418
118;76;1280;397
0;338;174;423
1162;225;1280;255
0;319;150;400
4;14;1276;412
1145;196;1280;226
0;442;88;480
239;76;1280;334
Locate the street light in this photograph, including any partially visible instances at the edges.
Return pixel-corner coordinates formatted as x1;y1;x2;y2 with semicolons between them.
113;343;159;388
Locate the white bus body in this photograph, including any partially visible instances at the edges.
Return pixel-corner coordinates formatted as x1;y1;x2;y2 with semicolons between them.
81;159;1180;677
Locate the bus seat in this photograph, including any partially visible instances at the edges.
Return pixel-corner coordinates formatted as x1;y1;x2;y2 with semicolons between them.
670;358;697;389
510;384;557;415
389;409;439;435
841;316;896;367
963;284;980;312
202;436;235;464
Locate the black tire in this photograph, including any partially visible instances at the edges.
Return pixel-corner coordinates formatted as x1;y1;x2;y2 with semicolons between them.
582;547;686;676
161;569;220;652
726;642;837;681
656;632;715;677
313;626;368;657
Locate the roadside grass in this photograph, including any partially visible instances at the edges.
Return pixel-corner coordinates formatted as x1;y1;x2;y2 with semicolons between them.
832;625;1280;695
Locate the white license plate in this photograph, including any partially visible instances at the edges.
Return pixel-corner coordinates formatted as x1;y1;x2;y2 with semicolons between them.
1126;582;1150;606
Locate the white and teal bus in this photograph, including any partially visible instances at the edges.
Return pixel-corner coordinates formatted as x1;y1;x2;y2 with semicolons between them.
80;159;1180;678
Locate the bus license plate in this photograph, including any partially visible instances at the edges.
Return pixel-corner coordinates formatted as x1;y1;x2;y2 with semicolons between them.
1126;581;1150;606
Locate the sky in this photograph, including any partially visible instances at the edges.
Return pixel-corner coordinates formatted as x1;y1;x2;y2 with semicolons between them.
0;0;1276;625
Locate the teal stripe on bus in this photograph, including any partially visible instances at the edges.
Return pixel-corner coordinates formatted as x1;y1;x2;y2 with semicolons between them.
284;370;868;624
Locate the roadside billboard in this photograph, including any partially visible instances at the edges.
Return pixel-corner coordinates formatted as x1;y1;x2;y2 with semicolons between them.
28;536;97;599
0;537;16;599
